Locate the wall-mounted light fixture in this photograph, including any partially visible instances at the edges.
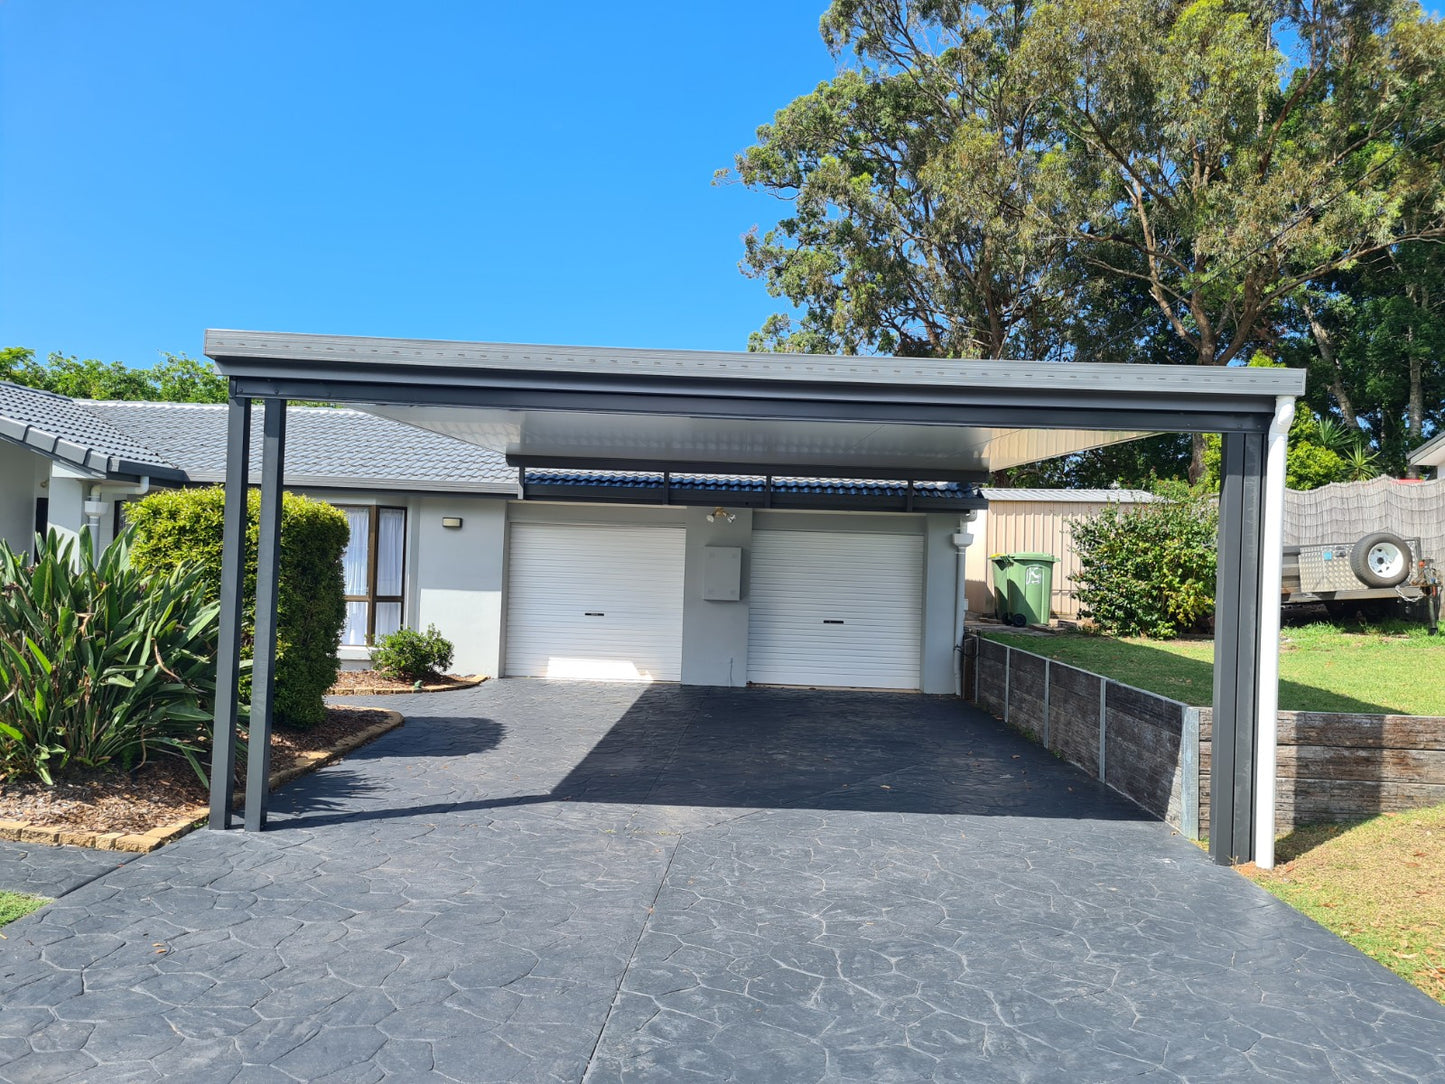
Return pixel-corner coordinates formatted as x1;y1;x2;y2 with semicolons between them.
705;506;736;524
441;516;464;529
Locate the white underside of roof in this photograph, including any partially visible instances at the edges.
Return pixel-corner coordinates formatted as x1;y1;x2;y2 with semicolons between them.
363;405;1153;476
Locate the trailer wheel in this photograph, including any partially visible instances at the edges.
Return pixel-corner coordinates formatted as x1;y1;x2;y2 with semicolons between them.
1350;532;1410;588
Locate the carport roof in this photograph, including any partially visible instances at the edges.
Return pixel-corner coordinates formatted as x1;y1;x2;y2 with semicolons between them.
205;330;1306;478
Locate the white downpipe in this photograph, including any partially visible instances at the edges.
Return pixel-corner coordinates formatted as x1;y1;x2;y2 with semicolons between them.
952;513;976;696
1254;396;1295;869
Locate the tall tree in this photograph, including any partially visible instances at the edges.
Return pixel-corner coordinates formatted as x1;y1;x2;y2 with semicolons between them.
727;0;1076;359
1030;0;1445;476
0;349;227;403
731;0;1445;480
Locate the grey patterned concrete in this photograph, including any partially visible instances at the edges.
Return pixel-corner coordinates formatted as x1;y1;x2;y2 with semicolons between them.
0;841;137;901
1;681;1442;1083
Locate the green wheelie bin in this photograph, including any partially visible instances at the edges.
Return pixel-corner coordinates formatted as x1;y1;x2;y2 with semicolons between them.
988;552;1058;627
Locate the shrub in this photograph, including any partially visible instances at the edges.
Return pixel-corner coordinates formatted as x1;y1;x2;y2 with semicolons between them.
0;530;220;784
1069;488;1219;639
128;487;349;727
373;624;454;682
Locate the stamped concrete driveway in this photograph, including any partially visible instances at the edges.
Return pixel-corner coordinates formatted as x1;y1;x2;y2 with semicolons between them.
2;681;1443;1083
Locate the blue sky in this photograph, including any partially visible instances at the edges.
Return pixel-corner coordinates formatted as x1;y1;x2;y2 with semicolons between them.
0;1;839;366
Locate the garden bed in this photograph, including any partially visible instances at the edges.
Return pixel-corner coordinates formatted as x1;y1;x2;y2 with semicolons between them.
0;705;400;851
328;671;487;696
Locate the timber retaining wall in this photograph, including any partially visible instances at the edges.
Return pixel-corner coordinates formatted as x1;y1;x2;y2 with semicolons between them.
973;636;1445;837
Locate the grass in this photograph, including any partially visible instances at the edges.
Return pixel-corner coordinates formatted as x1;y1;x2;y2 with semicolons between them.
982;619;1445;715
1240;803;1445;1004
0;890;46;927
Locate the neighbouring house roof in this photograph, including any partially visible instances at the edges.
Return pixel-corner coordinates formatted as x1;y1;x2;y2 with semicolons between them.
1409;430;1445;470
978;487;1157;503
83;400;517;493
0;381;183;481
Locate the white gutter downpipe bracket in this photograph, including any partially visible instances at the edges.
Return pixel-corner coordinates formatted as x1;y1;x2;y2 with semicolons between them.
1254;396;1295;870
952;512;977;696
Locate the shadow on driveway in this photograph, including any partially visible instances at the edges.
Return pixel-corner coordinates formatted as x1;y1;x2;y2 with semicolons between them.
284;683;1149;830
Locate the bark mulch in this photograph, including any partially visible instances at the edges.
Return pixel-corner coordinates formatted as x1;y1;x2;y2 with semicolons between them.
328;670;486;696
0;706;395;838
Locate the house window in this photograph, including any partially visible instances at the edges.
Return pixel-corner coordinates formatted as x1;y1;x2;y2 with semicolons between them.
340;505;406;646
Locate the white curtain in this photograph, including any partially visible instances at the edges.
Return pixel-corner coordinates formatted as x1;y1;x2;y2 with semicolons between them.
376;508;405;597
343;508;370;595
343;601;370;646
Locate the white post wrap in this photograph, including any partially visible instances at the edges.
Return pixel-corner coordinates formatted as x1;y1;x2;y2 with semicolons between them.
952;512;976;696
1254;394;1295;869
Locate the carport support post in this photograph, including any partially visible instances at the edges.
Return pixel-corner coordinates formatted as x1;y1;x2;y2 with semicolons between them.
244;399;287;832
208;395;252;829
1210;430;1267;865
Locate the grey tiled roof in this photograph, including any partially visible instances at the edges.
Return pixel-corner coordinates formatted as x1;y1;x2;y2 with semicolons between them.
0;382;181;478
82;401;517;492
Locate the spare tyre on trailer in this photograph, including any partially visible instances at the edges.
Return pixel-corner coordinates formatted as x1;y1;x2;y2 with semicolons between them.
1350;531;1411;588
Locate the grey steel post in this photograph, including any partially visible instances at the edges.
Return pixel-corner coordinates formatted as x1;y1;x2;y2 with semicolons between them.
1098;679;1108;785
1181;706;1201;841
1041;659;1051;750
1210;430;1266;865
244;398;287;832
208;394;251;829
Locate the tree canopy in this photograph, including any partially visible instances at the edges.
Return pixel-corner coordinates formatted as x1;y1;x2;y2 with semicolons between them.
0;348;227;404
727;0;1445;482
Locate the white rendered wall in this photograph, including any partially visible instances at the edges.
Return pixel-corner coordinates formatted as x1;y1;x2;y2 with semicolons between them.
922;513;964;695
412;496;508;677
46;474;88;551
680;505;753;687
0;443;41;552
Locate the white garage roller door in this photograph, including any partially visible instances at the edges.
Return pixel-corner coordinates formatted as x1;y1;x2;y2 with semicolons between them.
747;529;924;690
505;522;686;681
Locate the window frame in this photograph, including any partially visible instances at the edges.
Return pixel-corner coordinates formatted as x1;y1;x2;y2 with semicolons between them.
339;504;407;646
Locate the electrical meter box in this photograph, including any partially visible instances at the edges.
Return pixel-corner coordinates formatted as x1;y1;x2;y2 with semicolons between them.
702;546;742;601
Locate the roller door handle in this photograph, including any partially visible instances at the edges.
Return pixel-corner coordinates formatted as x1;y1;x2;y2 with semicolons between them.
823;619;845;625
584;612;605;617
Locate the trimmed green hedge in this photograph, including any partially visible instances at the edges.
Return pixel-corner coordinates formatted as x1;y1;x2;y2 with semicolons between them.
127;487;349;727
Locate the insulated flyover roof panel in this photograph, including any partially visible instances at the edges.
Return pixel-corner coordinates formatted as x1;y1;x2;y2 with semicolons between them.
205;330;1305;478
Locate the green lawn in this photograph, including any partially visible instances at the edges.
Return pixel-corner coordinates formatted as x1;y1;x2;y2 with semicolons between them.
982;620;1445;715
1242;803;1445;1004
0;891;46;927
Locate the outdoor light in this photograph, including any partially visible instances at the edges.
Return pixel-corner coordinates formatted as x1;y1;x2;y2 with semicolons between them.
706;507;736;524
441;516;463;529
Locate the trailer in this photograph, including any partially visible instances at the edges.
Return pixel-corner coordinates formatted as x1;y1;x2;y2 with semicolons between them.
1282;531;1440;632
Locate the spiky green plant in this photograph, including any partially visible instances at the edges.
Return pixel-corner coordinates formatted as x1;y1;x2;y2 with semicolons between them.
0;530;223;785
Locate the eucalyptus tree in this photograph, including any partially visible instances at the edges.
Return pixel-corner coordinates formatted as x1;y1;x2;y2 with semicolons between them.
727;0;1077;359
731;0;1445;481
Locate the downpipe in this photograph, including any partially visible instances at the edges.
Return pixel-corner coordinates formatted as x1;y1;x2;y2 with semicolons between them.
1254;396;1295;870
952;513;976;697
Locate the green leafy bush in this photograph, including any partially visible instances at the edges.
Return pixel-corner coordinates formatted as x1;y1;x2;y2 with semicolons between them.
1069;488;1219;639
372;624;454;682
127;487;349;727
0;531;220;784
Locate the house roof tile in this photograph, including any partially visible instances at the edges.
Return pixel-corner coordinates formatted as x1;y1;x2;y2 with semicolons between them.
82;401;517;492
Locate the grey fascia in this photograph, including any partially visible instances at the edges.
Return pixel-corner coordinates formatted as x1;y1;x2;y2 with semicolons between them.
205;330;1307;400
0;418;184;483
178;469;517;494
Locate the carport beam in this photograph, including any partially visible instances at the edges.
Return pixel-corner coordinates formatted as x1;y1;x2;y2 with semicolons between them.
208;395;252;829
244;399;287;832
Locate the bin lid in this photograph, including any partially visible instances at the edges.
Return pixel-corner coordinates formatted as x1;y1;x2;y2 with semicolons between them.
1007;552;1058;562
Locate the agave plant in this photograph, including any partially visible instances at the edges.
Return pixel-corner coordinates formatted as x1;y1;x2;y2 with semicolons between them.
0;529;223;785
